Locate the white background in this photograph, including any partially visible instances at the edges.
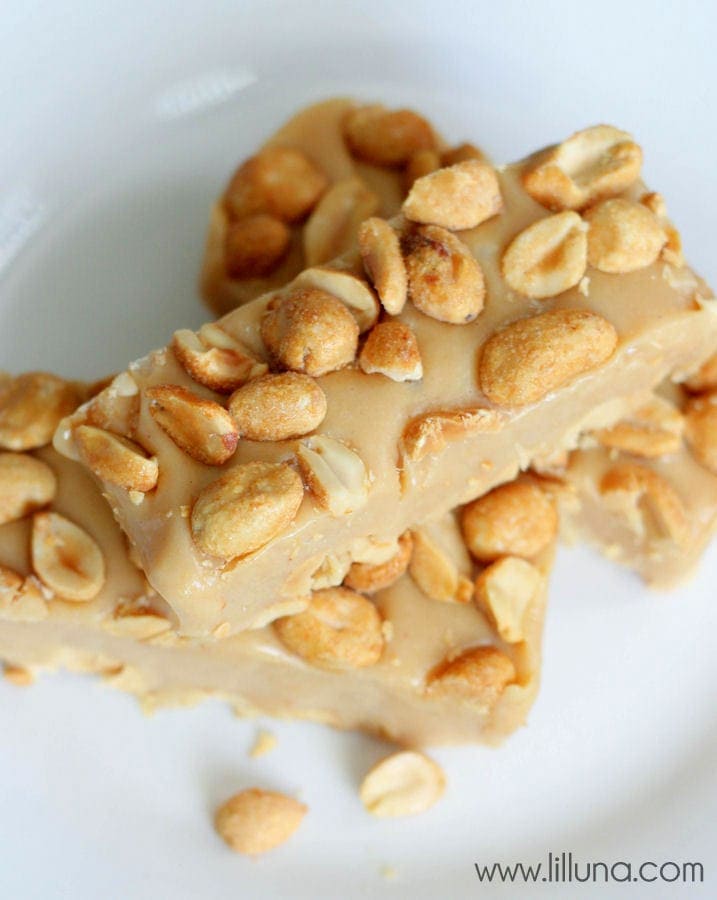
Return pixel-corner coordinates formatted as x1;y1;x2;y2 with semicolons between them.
0;2;715;897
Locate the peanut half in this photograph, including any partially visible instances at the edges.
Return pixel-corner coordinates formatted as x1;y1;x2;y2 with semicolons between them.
146;384;238;466
296;435;369;516
74;425;158;492
359;751;445;818
501;211;587;299
224;214;290;279
359;321;423;382
294;266;380;333
172;325;268;394
0;570;49;623
191;461;303;560
684;391;717;474
474;556;542;643
585;199;666;273
427;645;516;710
522;125;642;211
462;480;557;562
403;160;503;231
344;531;413;594
0;452;57;526
409;524;474;605
261;288;359;376
684;354;717;394
228;373;327;441
274;586;384;669
400;407;503;464
0;373;82;451
31;511;105;602
403;225;486;324
479;308;618;407
215;789;307;856
593;395;684;458
343;105;435;166
358;217;408;316
303;177;380;267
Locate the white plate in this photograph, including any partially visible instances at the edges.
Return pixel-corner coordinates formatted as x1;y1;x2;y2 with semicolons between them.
1;2;715;898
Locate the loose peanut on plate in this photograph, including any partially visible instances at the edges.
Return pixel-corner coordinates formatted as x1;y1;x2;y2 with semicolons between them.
172;324;268;394
296;435;369;516
684;391;717;474
403;225;486;324
427;645;516;709
358;217;408;316
0;372;82;451
359;751;446;818
400;407;503;464
343;105;435;166
273;587;384;669
260;288;359;376
585;199;666;273
31;511;105;602
214;789;307;856
190;461;303;560
593;395;684;458
74;425;158;492
522;124;642;211
403;160;503;231
403;149;441;189
501;211;587;299
461;480;557;562
303;177;380;267
600;462;689;546
228;373;327;441
478;308;618;407
474;556;542;643
0;452;57;526
359;320;423;382
224;214;291;279
146;384;238;466
294;266;380;333
224;146;328;222
344;531;413;593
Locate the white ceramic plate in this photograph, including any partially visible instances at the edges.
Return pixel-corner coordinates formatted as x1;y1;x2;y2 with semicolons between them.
1;2;715;897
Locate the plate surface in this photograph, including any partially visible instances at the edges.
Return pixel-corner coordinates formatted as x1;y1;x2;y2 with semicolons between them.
1;2;715;898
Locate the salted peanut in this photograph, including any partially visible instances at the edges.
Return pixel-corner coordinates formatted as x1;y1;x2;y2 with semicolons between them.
343;105;435;166
501;211;587;299
294;266;380;333
359;321;423;382
409;526;473;604
475;556;542;643
403;225;486;324
0;452;57;525
3;664;34;686
274;587;384;669
103;597;172;641
640;193;684;267
462;480;557;562
228;373;327;441
296;435;369;516
684;391;717;474
310;552;351;591
0;571;48;622
74;425;158;492
215;788;307;855
522;125;643;211
31;511;105;602
685;354;717;393
359;751;445;818
191;461;303;560
400;407;503;464
403;161;503;231
146;384;238;466
593;395;684;458
404;149;441;189
344;531;413;594
303;177;380;267
0;373;83;451
172;324;268;394
86;372;140;437
261;288;359;376
600;462;689;545
427;645;516;709
441;143;486;167
479;308;618;408
358;217;408;316
224;214;291;279
585;199;666;273
224;146;327;222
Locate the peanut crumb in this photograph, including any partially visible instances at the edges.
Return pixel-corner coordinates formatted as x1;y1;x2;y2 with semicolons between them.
3;664;34;686
249;729;278;758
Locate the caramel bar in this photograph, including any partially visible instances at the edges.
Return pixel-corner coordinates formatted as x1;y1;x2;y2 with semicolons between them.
0;442;553;748
52;126;717;636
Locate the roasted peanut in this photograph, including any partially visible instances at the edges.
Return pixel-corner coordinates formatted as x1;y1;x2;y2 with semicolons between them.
0;373;82;451
224;214;291;279
296;435;369;516
343;105;435;166
585;199;666;273
31;511;105;602
172;324;268;394
0;452;56;525
228;373;327;441
303;177;380;267
358;217;408;316
215;789;307;855
74;425;158;492
474;556;542;643
427;645;516;709
344;531;413;593
403;161;502;231
359;321;423;382
684;391;717;474
359;751;445;818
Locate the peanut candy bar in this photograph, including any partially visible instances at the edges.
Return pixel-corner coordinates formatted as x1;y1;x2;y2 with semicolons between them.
53;125;717;636
0;433;554;748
